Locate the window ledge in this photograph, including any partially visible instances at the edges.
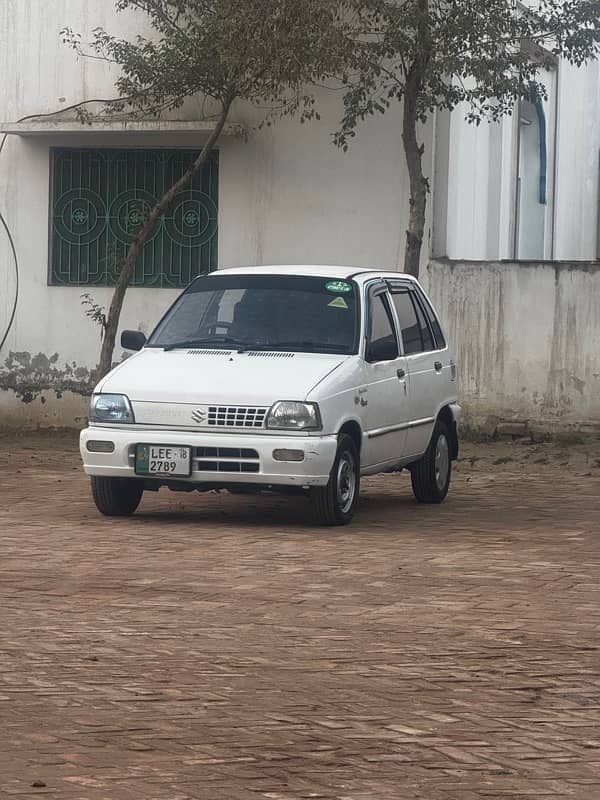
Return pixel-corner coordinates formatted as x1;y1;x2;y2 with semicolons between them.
0;119;245;137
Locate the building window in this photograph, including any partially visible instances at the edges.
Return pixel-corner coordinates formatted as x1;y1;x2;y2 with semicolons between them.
50;148;219;287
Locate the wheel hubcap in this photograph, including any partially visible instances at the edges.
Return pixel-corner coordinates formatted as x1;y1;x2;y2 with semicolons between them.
435;434;449;491
336;452;356;514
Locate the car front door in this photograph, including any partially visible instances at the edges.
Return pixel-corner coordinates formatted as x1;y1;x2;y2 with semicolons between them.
361;285;410;469
388;284;442;458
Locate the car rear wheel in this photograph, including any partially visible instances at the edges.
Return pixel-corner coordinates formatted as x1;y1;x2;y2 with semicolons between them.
410;420;452;504
91;476;144;517
310;434;360;526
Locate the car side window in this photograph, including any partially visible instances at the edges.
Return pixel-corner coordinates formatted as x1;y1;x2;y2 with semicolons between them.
411;292;435;351
416;290;446;349
390;291;422;355
366;293;399;362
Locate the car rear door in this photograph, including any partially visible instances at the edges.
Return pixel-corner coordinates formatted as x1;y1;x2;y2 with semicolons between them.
361;283;410;469
388;283;444;458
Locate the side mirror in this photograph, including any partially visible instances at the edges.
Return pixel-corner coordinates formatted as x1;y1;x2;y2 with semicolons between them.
121;330;147;352
366;336;398;363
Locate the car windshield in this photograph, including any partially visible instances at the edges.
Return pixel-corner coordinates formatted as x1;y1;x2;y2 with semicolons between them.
148;274;360;355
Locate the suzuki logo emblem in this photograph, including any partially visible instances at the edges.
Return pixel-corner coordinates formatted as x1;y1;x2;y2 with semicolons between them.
191;408;207;424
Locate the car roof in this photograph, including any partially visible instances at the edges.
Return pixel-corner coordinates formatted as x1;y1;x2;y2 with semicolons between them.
208;265;419;284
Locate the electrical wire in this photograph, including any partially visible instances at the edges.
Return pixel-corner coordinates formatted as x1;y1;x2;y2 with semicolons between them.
0;131;19;354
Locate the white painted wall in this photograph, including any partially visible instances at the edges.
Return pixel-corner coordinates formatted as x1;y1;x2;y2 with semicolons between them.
0;0;137;121
219;99;412;271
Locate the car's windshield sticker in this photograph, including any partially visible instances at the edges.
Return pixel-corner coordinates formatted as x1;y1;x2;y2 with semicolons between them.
328;297;349;310
325;280;352;294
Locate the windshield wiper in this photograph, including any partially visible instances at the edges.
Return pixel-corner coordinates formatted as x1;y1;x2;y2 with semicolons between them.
163;337;277;353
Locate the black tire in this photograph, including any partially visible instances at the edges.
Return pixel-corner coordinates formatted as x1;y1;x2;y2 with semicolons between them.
91;476;144;517
310;434;360;526
410;420;452;504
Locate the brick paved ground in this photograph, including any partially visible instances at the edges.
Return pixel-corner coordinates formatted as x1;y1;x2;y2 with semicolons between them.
1;431;600;800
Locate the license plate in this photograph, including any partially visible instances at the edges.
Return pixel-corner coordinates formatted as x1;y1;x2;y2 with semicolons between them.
135;444;192;477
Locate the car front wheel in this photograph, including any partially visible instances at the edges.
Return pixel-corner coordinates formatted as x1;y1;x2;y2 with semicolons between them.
91;476;144;517
410;420;452;504
310;434;360;526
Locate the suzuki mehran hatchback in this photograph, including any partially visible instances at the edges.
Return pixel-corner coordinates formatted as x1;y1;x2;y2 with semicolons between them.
81;266;460;525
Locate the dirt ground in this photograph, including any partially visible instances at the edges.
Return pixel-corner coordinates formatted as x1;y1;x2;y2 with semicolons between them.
1;430;600;799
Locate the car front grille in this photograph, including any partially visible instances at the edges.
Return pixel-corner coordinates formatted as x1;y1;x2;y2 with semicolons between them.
193;447;260;473
207;406;268;429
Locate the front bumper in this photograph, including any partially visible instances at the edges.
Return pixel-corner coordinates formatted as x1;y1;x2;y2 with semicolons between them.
80;426;338;487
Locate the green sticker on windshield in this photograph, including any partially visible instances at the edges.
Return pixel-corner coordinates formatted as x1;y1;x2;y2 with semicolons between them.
328;297;349;309
325;280;352;294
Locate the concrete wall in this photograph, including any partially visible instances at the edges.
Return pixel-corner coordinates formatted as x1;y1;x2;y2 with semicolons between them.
424;260;600;434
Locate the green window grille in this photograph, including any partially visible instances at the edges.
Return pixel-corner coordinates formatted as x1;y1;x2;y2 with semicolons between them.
50;148;219;287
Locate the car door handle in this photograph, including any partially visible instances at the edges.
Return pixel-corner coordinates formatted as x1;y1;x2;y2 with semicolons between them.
397;368;406;379
434;361;443;373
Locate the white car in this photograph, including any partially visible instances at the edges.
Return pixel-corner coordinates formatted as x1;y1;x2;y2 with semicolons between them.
80;266;460;525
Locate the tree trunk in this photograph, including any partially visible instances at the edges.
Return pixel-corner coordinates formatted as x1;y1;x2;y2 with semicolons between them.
97;101;232;380
402;70;428;279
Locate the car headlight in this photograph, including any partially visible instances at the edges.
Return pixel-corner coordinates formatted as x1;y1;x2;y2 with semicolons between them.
90;394;135;424
266;401;322;431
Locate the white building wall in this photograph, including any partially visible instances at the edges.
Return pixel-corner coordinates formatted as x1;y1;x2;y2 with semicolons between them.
438;61;600;261
0;0;137;120
0;106;413;352
219;101;411;270
553;59;600;260
0;0;423;426
445;110;494;259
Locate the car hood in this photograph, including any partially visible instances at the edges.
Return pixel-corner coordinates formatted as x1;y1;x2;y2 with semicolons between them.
99;348;347;406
